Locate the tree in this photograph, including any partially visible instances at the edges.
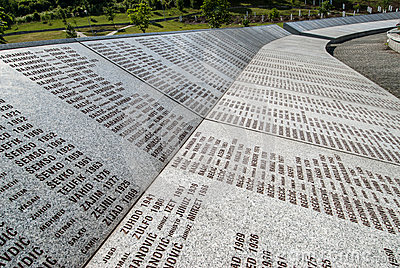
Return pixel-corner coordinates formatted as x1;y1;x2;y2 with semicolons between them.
319;1;332;16
190;0;201;9
57;7;67;24
0;7;12;44
104;1;117;28
65;22;77;38
127;1;151;33
123;0;136;11
242;17;249;27
269;7;279;20
201;0;230;28
381;0;389;9
176;0;184;11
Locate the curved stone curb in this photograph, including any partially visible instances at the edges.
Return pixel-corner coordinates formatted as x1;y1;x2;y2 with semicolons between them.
387;29;400;52
283;12;400;33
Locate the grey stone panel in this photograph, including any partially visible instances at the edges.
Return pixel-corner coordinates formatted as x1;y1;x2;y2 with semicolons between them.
0;42;201;267
84;25;289;117
307;19;399;40
208;36;400;166
1;22;399;268
83;36;231;116
87;120;400;267
284;12;400;33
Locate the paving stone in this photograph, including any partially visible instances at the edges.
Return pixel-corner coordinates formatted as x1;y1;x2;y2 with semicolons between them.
330;32;400;99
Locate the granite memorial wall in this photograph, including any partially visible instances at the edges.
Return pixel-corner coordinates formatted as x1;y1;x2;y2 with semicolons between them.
283;12;400;34
85;34;400;267
0;25;291;267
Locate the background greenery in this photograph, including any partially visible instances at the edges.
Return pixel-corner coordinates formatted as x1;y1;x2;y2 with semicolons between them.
0;0;399;43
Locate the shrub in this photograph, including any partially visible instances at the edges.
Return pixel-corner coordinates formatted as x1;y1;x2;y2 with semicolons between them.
176;0;184;11
242;17;249;27
201;0;230;28
32;11;41;21
127;2;152;33
269;8;279;20
319;1;332;16
65;23;77;38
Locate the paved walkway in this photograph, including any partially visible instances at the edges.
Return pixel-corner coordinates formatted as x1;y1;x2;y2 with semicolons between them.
62;29;87;37
106;25;133;36
329;32;400;99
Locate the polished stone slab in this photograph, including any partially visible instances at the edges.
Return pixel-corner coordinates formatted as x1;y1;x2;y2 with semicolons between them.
0;42;201;267
84;25;289;116
207;35;400;166
1;21;399;268
85;30;400;267
284;12;400;34
87;120;400;267
305;19;400;39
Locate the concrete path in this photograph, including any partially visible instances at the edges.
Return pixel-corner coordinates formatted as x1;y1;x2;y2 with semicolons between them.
106;25;133;36
62;29;87;37
330;32;400;98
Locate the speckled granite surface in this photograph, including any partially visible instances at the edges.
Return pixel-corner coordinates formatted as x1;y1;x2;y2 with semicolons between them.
0;26;288;267
1;22;399;268
87;35;400;267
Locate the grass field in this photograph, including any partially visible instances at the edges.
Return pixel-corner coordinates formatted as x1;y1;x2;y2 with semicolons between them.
4;8;199;34
2;19;285;43
2;1;396;44
119;20;284;34
4;31;66;43
4;5;328;35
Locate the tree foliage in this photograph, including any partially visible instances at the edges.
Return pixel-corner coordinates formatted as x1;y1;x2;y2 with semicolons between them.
0;7;12;43
127;1;151;33
269;7;279;20
103;0;117;27
175;0;183;11
201;0;230;28
190;0;201;9
65;22;77;38
319;0;332;15
381;0;389;9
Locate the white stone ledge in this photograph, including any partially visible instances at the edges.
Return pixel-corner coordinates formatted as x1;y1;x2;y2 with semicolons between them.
387;29;400;53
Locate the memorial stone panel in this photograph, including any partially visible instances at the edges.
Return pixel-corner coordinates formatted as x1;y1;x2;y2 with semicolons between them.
284;12;400;34
87;120;400;267
84;37;231;117
1;23;399;268
84;26;289;116
208;41;400;165
0;42;201;267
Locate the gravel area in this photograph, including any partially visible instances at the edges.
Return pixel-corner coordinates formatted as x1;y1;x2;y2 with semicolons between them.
328;32;400;99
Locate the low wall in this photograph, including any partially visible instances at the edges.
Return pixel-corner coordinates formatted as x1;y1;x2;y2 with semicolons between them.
283;12;400;34
387;29;400;52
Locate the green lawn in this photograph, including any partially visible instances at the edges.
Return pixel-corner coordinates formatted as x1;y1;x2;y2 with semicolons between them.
118;20;283;35
4;6;322;35
79;26;119;36
5;8;200;34
2;20;283;43
117;20;211;34
4;31;66;43
230;6;321;16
